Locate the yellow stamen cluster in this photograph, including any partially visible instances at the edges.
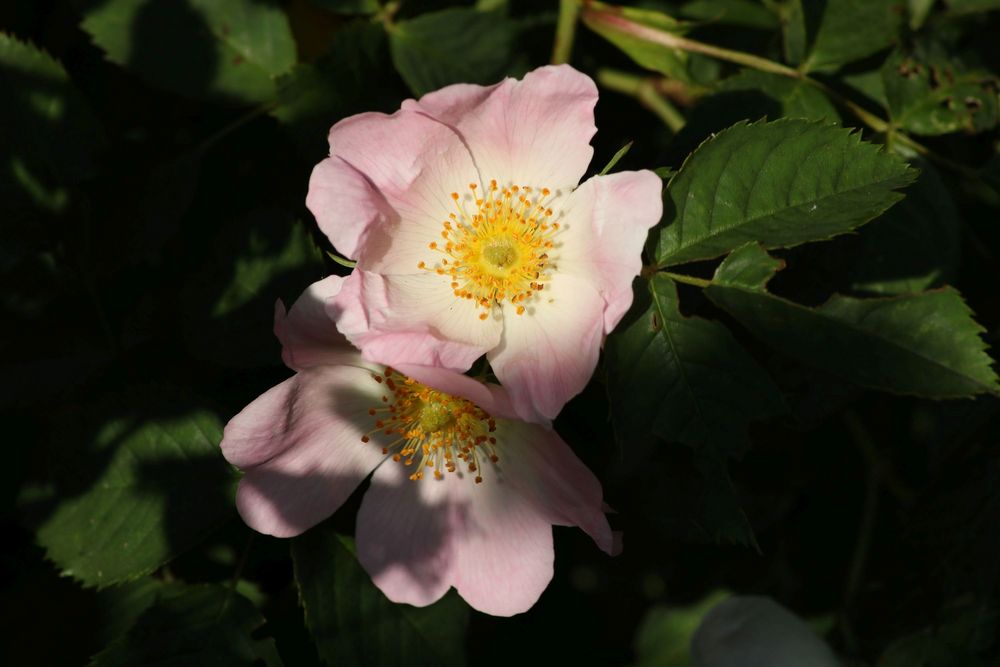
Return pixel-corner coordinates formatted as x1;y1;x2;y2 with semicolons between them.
418;180;560;319
361;368;499;483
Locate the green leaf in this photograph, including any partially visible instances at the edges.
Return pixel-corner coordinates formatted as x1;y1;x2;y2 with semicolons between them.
292;523;469;667
706;244;1000;398
606;275;785;457
212;219;323;318
667;69;841;162
845;160;961;295
678;0;779;29
605;275;784;548
31;395;236;587
271;21;391;157
182;215;325;368
780;0;808;66
81;0;296;104
908;0;936;29
633;590;731;667
715;70;841;121
804;0;903;73
312;0;381;14
90;585;282;666
0;33;104;203
945;0;1000;13
388;7;514;97
96;578;169;644
840;68;889;109
882;43;999;136
657;119;915;267
599;141;634;175
581;1;691;82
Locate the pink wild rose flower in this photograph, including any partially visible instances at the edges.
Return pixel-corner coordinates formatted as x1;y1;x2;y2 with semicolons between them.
306;64;663;422
220;277;616;616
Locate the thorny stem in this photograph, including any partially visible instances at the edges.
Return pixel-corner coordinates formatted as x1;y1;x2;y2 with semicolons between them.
581;2;983;179
597;69;686;132
551;0;581;65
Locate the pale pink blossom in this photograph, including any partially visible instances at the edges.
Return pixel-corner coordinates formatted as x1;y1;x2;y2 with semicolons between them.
307;65;663;422
221;277;616;616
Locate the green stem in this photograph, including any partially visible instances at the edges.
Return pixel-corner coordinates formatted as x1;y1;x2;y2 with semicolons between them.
662;271;711;288
583;4;980;179
802;78;889;132
583;6;799;78
551;0;581;65
597;68;685;132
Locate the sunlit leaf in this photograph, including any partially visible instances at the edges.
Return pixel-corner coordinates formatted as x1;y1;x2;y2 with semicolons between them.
882;42;999;136
30;394;236;588
82;0;296;103
581;1;691;81
633;590;731;667
804;0;903;73
706;244;1000;398
657;119;916;267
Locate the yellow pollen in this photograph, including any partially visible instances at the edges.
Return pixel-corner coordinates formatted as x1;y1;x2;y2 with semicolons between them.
360;368;500;483
418;180;561;319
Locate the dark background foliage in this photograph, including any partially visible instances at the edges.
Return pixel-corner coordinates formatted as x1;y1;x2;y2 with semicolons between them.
3;0;1000;665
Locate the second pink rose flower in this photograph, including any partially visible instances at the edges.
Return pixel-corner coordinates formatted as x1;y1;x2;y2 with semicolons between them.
307;64;663;422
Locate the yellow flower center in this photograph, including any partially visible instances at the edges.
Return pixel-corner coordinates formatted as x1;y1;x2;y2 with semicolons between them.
418;180;561;320
361;368;499;483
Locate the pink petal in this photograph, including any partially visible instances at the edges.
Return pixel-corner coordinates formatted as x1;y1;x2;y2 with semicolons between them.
487;273;606;421
404;65;598;190
305;157;396;261
355;418;612;616
307;110;479;262
275;275;356;371
223;365;387;538
356;462;555;617
494;420;614;555
559;171;664;331
392;363;521;422
449;477;555;616
329;269;501;372
355;461;457;608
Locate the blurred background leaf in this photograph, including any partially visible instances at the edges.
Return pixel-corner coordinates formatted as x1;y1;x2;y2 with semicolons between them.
81;0;296;104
